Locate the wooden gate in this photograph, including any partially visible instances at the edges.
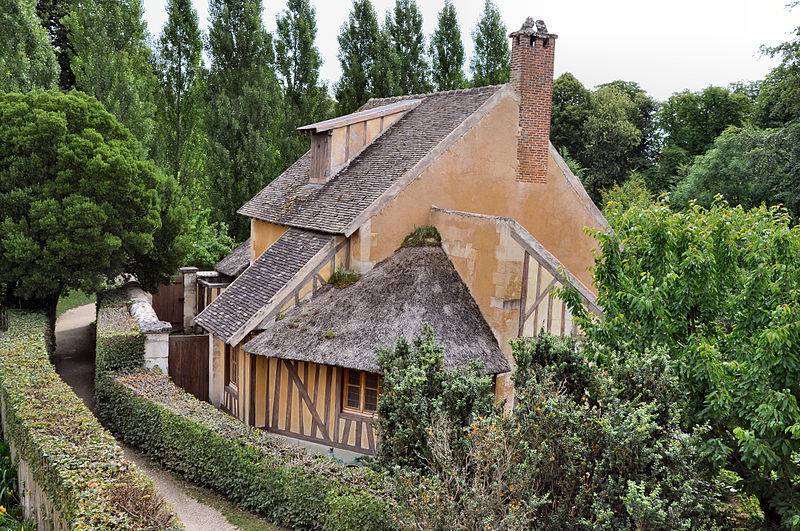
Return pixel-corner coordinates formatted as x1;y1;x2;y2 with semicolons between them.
168;334;209;402
152;275;184;330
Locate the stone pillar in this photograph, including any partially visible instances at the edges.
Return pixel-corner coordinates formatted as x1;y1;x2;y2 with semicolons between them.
181;266;199;333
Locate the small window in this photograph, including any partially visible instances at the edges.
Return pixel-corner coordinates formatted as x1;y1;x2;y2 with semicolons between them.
343;369;381;415
225;344;239;388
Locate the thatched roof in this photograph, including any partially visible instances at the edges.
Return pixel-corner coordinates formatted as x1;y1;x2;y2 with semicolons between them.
242;247;509;375
214;239;250;278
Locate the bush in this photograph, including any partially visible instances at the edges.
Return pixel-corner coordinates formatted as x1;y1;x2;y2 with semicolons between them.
400;226;441;248
0;310;178;529
95;292;397;530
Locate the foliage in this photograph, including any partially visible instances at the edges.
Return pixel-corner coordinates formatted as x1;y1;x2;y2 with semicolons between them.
0;90;188;317
429;0;466;91
35;0;75;90
184;208;236;271
469;0;509;87
399;225;441;248
328;266;360;289
601;173;654;225
205;0;283;241
393;334;720;529
655;86;751;191
56;289;96;316
275;0;332;168
335;0;400;115
754;24;800;127
0;437;34;530
387;0;431;95
672;123;800;220
374;324;496;471
0;310;178;529
568;199;800;526
65;0;157;149
153;0;206;193
94;293;397;530
0;0;58;92
550;73;592;163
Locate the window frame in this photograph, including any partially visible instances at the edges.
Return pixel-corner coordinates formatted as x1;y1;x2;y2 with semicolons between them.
342;369;381;416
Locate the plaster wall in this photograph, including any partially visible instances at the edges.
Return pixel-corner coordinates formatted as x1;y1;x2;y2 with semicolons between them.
251;219;288;261
210;336;224;406
143;333;170;373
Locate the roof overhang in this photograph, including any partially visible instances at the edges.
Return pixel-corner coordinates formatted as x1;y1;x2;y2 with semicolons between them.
297;99;422;134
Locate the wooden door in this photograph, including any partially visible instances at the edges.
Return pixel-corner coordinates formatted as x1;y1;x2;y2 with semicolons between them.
168;334;209;402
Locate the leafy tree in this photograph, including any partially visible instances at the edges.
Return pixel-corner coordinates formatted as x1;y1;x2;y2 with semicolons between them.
0;90;188;322
754;24;800;127
655;86;751;190
184;208;236;270
386;0;430;94
65;0;157;150
429;0;465;91
0;0;58;91
375;324;496;471
567;199;800;526
470;0;509;87
672;124;800;220
550;72;591;162
153;0;205;192
596;80;659;171
35;0;74;90
205;0;282;240
601;172;654;223
275;0;331;167
335;0;400;115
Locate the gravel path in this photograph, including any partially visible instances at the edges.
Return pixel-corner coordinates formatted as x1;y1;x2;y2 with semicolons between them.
54;303;237;531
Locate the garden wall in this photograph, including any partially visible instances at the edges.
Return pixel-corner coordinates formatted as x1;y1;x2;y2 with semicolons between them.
95;291;398;530
0;310;179;530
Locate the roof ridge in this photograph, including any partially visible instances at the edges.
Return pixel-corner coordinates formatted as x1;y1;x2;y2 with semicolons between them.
364;83;508;104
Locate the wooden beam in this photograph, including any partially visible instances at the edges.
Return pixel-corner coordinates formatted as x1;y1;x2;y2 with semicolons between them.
518;252;530;337
297;99;421;133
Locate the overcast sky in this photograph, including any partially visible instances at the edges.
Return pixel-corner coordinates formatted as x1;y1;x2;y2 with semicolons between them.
142;0;799;101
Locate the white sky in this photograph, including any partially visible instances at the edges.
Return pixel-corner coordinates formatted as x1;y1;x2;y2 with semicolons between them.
142;0;800;101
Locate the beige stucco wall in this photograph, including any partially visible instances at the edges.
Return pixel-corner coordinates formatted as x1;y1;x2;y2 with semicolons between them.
251;219;288;261
361;92;602;291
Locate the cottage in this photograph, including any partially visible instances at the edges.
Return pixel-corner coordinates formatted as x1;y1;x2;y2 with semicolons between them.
193;17;607;455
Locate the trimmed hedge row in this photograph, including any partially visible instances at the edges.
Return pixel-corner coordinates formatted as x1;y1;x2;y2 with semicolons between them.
95;290;398;530
0;310;179;530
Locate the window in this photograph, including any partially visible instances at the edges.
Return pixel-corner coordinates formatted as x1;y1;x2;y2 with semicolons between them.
343;369;380;415
225;344;239;388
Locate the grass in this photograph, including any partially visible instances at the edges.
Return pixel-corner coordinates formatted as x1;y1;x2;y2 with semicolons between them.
57;290;96;316
400;225;441;248
328;266;360;289
184;484;285;531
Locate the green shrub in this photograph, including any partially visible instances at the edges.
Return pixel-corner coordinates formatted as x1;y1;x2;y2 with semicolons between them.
95;290;397;530
399;226;441;248
0;310;179;529
328;266;360;288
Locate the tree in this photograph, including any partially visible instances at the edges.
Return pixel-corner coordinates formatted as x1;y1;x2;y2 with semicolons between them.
64;0;157;149
275;0;331;167
567;199;800;526
550;73;591;162
470;0;509;87
671;124;800;220
386;0;430;94
0;0;58;91
335;0;400;115
205;0;282;240
753;24;800;127
35;0;75;90
429;0;465;91
0;90;188;322
655;86;751;190
153;0;205;193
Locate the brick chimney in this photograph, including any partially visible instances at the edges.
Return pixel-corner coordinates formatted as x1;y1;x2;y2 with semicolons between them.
510;18;557;184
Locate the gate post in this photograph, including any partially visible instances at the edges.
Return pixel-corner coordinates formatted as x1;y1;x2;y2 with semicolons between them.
181;266;199;333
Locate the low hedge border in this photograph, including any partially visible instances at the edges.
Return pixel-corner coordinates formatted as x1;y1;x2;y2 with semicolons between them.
0;310;179;530
95;290;398;530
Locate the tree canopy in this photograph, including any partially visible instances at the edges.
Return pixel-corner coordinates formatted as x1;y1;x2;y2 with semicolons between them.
0;90;188;316
0;0;58;92
387;0;430;95
470;0;509;87
429;0;465;91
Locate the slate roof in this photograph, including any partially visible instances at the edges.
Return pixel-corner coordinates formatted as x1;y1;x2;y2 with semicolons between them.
237;85;503;234
241;247;510;375
195;229;333;343
214;239;251;278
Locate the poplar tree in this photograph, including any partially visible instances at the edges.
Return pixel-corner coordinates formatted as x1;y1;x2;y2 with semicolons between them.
36;0;75;90
153;0;205;193
65;0;157;148
0;0;58;91
205;0;282;240
387;0;430;94
429;0;466;91
470;0;509;87
335;0;399;115
275;0;330;167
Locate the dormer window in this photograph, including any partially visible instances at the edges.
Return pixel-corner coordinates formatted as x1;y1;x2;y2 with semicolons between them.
298;99;422;184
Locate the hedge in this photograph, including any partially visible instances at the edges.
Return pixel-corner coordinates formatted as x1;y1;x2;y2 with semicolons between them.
0;310;179;530
95;290;398;530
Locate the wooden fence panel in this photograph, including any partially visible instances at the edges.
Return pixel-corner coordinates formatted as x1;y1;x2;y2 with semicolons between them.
168;334;209;402
152;276;183;329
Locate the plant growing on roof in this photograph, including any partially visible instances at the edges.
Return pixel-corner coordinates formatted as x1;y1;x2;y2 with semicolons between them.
328;266;361;288
400;226;441;248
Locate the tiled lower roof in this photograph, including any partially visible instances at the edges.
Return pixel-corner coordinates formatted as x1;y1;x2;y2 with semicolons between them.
195;229;333;343
237;86;503;234
214;239;250;278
